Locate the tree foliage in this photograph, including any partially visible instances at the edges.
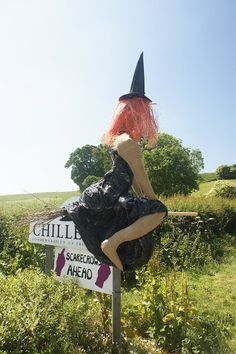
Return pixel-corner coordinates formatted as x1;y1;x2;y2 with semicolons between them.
82;175;101;191
216;165;231;180
65;145;111;191
143;133;204;196
65;133;204;196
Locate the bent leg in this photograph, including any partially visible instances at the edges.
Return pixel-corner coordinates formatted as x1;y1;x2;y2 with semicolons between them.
101;212;165;271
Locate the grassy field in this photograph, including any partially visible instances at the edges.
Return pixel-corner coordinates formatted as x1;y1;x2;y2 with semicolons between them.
0;190;79;208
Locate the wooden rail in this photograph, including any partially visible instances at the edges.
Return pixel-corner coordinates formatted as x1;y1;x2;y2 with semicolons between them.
168;211;198;217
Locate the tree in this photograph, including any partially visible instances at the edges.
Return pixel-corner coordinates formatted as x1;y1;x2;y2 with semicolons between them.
65;133;204;196
216;165;231;180
142;133;204;196
65;145;111;191
82;175;101;191
230;165;236;179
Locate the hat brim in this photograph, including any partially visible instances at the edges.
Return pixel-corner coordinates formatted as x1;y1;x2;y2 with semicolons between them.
119;93;152;102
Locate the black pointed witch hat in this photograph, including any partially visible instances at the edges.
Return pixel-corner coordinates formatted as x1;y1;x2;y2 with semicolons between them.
119;52;151;102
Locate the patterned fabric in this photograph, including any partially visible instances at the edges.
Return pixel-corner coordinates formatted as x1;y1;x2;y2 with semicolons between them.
69;151;168;271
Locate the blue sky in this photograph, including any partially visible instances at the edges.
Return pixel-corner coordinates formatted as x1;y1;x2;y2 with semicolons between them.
0;0;235;195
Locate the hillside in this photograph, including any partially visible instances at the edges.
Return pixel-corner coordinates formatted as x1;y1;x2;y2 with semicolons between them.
199;172;217;182
194;179;236;196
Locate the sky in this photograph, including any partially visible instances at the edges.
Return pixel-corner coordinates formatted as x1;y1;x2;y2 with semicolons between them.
0;0;235;195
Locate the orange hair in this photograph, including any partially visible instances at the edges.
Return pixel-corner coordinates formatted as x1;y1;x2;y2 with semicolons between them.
101;97;158;148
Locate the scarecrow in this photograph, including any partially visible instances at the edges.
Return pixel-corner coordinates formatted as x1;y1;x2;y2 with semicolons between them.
66;53;196;271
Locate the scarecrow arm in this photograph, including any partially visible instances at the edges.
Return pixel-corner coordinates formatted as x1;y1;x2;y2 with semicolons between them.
113;134;157;200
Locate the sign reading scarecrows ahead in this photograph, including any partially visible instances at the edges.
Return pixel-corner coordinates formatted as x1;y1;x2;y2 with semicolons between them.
54;247;112;294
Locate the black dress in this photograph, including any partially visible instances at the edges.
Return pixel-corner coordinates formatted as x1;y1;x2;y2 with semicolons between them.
69;151;168;271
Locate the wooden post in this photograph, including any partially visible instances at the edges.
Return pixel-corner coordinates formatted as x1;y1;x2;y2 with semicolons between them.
45;245;54;275
168;211;198;217
112;267;121;353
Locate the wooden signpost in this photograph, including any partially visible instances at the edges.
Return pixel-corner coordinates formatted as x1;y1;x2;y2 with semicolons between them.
112;268;121;352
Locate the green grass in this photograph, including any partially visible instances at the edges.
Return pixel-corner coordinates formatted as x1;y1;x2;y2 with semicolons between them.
187;248;236;353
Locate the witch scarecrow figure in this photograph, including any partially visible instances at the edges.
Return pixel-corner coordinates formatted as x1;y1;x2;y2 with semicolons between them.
64;53;167;271
66;53;196;271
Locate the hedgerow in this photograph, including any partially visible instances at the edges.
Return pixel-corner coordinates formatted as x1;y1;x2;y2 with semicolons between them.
0;196;235;275
0;195;236;353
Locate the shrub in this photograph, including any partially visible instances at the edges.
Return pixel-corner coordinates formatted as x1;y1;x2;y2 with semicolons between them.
0;209;45;275
148;195;236;270
0;269;163;354
162;195;236;235
0;270;112;354
214;181;236;199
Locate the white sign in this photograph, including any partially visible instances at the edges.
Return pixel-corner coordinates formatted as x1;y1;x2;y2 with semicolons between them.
29;197;114;295
54;247;113;295
29;217;86;250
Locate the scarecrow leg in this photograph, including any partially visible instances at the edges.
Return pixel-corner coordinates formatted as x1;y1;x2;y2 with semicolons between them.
101;211;166;271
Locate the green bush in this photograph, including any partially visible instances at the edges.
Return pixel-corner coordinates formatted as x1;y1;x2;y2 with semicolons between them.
163;195;236;235
0;209;45;275
147;195;236;270
214;181;236;199
0;270;112;354
0;269;163;354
